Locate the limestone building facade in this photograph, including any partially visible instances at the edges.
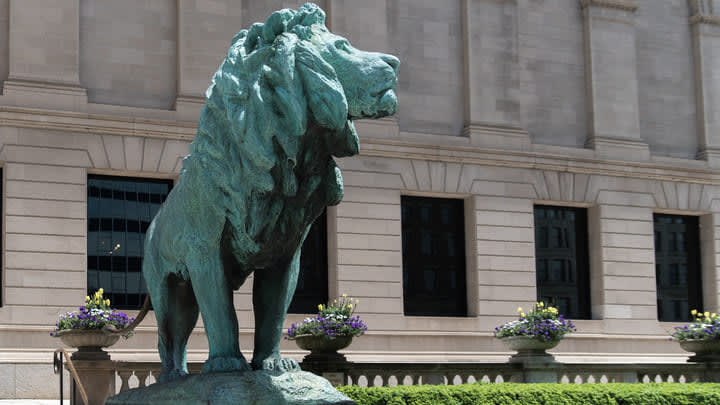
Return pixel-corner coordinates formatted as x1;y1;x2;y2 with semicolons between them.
1;0;720;398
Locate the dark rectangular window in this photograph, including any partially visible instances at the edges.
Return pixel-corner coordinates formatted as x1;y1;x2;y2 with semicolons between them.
402;196;467;317
654;214;702;322
288;209;328;313
534;205;591;319
87;175;173;310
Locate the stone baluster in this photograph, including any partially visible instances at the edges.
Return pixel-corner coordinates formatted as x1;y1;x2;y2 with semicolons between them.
117;371;133;393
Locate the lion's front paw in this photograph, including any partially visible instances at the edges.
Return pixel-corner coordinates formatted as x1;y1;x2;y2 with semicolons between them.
202;356;251;373
259;357;300;373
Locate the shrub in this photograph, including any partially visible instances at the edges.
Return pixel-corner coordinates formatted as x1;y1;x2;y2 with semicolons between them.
338;383;720;405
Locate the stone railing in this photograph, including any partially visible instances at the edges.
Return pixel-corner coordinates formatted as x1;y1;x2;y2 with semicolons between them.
110;361;720;393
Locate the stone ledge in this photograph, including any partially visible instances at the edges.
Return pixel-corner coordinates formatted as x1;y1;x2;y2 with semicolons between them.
580;0;639;12
690;14;720;26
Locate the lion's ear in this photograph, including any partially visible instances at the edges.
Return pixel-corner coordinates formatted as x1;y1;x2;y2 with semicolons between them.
294;42;348;131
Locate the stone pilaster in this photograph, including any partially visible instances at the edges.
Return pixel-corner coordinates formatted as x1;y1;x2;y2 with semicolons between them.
689;1;720;167
462;0;530;150
4;0;87;109
581;0;649;160
175;0;243;120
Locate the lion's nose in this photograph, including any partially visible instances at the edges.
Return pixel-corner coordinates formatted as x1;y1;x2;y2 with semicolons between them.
380;54;400;74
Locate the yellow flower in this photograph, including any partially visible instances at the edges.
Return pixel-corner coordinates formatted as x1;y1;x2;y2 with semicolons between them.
705;312;711;318
517;307;523;313
520;312;525;317
691;309;698;316
318;304;323;311
348;304;353;309
538;302;544;307
342;293;348;298
105;299;111;306
355;299;359;303
85;296;90;302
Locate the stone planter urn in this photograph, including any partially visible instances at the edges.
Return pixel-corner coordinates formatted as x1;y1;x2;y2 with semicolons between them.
499;336;560;363
679;339;720;362
55;329;119;360
293;334;353;364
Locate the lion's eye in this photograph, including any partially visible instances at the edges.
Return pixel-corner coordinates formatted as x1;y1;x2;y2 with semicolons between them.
334;40;351;52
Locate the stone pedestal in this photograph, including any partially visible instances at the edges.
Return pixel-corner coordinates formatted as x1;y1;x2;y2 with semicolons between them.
69;351;116;405
105;370;354;405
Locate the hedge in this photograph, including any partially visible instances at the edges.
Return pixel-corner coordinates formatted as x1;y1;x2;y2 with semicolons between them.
337;383;720;405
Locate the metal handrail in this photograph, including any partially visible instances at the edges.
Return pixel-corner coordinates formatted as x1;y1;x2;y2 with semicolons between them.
54;348;89;405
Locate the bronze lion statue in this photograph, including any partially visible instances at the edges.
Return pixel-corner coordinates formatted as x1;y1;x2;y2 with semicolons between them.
141;3;398;381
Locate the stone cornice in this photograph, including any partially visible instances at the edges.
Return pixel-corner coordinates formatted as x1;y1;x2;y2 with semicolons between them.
0;105;196;141
690;13;720;26
2;105;720;185
580;0;639;12
360;137;720;186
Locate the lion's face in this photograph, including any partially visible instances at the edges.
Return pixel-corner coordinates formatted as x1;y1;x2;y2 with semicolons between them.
312;29;399;120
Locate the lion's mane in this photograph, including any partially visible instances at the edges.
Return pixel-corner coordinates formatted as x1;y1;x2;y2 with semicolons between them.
182;4;355;255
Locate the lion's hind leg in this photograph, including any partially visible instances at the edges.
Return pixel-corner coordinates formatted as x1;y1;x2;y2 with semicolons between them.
151;273;199;383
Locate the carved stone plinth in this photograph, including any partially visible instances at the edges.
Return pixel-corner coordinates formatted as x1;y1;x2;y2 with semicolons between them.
105;370;354;405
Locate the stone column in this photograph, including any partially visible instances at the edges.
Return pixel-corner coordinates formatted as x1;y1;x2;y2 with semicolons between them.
581;0;649;160
689;1;720;167
462;0;530;150
4;0;87;108
175;0;243;120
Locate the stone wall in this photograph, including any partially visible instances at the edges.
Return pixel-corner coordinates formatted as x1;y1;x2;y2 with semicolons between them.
2;0;720;399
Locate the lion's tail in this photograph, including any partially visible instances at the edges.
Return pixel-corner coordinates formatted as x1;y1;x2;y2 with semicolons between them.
102;295;151;336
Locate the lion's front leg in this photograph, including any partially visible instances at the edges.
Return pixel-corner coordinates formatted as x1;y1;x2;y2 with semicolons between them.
250;247;302;372
188;246;251;374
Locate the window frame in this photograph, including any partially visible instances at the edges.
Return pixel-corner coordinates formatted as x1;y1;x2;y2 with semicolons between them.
401;195;468;317
653;213;702;322
533;204;591;319
288;208;329;314
87;174;174;310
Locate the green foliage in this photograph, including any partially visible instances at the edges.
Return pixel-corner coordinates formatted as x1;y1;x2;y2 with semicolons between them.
338;383;720;405
494;302;576;342
671;310;720;341
286;295;368;339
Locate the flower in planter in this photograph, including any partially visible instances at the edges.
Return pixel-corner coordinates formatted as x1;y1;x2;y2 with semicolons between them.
670;310;720;341
493;302;576;342
286;294;368;339
51;288;135;339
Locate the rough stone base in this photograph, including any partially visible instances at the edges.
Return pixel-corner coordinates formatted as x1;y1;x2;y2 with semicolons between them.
104;370;354;405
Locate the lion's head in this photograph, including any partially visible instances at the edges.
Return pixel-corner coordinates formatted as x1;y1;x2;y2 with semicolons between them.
190;3;398;211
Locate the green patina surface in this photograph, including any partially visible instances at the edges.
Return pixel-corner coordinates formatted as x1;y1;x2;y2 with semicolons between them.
137;1;397;396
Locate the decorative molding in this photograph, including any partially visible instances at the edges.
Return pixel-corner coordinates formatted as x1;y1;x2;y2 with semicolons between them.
3;77;87;96
359;137;720;186
580;0;639;12
690;13;720;25
3;106;720;185
0;105;196;141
